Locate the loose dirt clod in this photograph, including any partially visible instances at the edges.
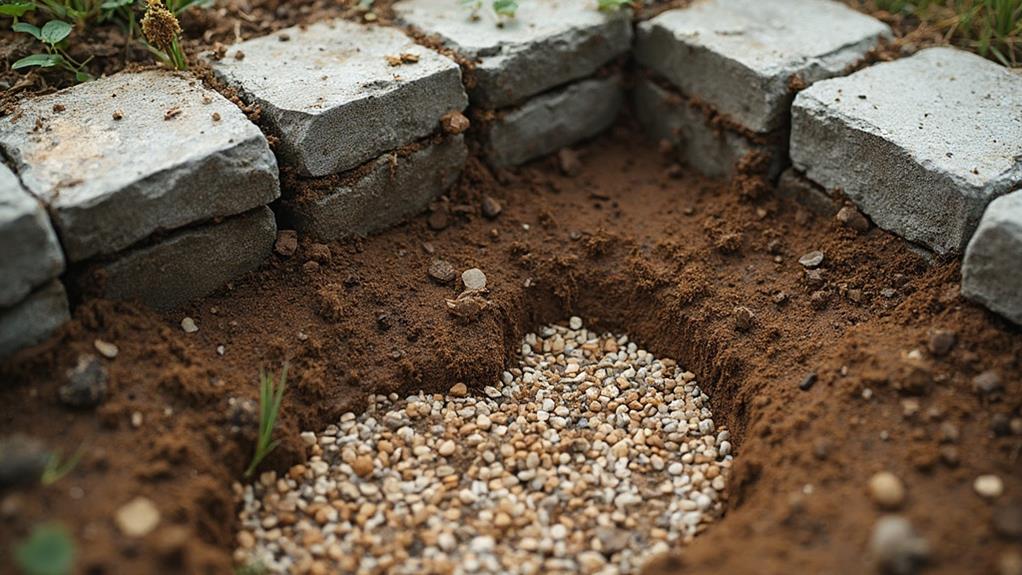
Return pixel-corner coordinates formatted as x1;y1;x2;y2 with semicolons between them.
234;322;731;573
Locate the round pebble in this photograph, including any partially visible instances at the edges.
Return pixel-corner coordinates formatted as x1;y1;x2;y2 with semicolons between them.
868;471;906;509
975;474;1004;500
462;268;487;291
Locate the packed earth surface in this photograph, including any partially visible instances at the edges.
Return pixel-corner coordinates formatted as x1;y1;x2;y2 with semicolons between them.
1;127;1020;574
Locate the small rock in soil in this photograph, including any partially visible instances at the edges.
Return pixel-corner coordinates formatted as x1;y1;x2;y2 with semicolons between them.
461;268;487;291
481;196;502;219
975;474;1004;499
428;259;456;284
181;317;199;333
428;207;450;231
60;354;108;408
445;291;488;321
440;111;470;135
836;205;870;232
804;269;825;289
927;329;956;357
0;434;51;487
870;516;930;575
274;230;298;257
116;496;161;537
448;382;468;397
308;243;331;264
810;290;832;310
93;339;118;359
733;306;755;332
972;370;1002;395
868;471;906;509
799;372;818;391
798;250;825;268
558;148;581;176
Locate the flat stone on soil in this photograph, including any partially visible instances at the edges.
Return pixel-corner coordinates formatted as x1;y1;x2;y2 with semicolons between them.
791;48;1022;255
0;281;70;357
961;190;1022;326
209;20;467;177
635;0;890;134
633;77;783;179
282;136;467;241
0;163;64;308
81;207;276;310
485;76;623;167
0;71;279;262
395;0;632;108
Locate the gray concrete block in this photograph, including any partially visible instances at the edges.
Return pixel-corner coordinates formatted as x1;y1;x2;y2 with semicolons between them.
0;71;279;263
961;190;1022;326
0;163;64;308
633;77;784;179
791;48;1022;255
284;136;467;241
395;0;632;108
635;0;890;134
85;207;276;310
486;75;623;167
0;281;70;357
209;20;467;177
776;168;840;216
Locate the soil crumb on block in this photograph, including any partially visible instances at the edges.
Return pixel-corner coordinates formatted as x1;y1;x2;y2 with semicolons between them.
234;320;732;574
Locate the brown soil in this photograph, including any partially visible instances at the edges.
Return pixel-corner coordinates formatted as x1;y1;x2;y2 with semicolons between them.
1;115;1020;574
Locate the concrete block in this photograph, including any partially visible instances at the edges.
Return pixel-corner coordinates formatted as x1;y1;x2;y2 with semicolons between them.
210;20;467;177
486;75;623;167
0;281;70;357
775;168;840;216
284;136;467;241
633;77;785;179
962;191;1022;326
791;48;1022;255
396;0;632;108
635;0;890;133
83;207;276;310
0;71;279;263
0;163;64;308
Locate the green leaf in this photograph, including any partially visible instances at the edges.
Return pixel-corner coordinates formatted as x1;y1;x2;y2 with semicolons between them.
0;2;36;18
12;53;64;69
13;523;75;575
492;0;517;17
597;0;632;12
102;0;135;8
40;20;72;44
12;21;42;41
75;69;93;82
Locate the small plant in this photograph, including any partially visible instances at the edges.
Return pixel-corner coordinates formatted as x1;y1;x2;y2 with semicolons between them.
244;363;289;478
13;523;75;575
12;19;94;82
41;446;83;486
461;0;518;21
597;0;632;12
141;0;187;70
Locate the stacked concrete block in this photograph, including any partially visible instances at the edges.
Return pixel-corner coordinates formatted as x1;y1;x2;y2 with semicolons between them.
634;0;890;179
792;48;1022;256
961;191;1022;326
210;19;469;241
0;164;69;355
0;71;280;311
396;0;632;167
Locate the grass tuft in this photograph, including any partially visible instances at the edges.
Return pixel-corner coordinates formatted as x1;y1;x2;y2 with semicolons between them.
244;363;288;478
875;0;1022;66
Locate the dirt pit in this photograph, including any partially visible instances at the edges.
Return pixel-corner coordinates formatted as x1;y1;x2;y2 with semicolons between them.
1;125;1020;575
236;321;730;574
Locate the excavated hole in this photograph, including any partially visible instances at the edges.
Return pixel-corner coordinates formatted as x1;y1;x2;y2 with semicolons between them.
233;316;736;574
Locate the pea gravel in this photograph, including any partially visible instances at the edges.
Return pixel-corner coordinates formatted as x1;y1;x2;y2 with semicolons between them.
234;319;732;574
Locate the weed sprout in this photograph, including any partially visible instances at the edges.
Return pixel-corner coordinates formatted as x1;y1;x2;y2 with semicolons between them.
244;363;289;478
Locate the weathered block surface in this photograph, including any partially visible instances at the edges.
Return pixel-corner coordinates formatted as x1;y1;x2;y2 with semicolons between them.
636;0;889;133
633;77;784;179
284;136;467;241
962;191;1022;325
396;0;632;108
85;207;276;310
0;164;64;308
791;48;1022;255
0;281;70;357
0;71;278;263
210;20;467;177
486;76;623;167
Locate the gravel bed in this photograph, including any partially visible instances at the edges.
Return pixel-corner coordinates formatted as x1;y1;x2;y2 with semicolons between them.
234;320;732;574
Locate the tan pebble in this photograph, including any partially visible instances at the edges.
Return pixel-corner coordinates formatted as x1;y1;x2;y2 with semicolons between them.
93;339;119;358
115;497;161;537
450;383;468;397
352;455;374;478
868;471;906;509
975;474;1004;499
